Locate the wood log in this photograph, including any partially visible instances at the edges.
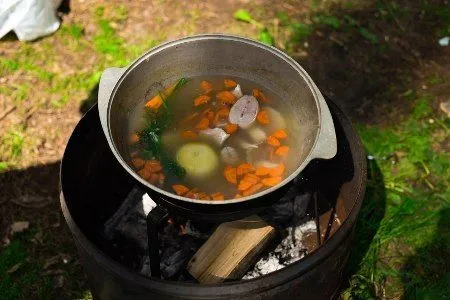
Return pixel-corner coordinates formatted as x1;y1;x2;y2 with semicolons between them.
186;215;276;284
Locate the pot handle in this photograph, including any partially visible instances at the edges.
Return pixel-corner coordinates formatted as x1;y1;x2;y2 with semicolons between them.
309;91;337;160
98;67;126;137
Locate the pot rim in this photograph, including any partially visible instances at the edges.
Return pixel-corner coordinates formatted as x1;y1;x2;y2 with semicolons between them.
105;34;328;205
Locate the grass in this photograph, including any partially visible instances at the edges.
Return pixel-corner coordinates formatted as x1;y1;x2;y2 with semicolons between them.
342;93;450;298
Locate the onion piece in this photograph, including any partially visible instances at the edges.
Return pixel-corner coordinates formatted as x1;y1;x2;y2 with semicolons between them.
221;146;240;165
229;95;259;129
232;84;243;99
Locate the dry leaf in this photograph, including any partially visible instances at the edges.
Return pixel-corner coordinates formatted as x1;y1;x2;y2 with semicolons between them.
10;221;29;235
7;263;22;274
10;195;52;208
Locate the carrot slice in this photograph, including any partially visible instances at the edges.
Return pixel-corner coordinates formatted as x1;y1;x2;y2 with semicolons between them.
237;163;255;177
269;147;275;161
275;146;290;157
267;136;281;147
194;95;211;106
253;88;269;103
132;157;145;169
205;111;215;123
149;173;159;184
238;179;255;191
255;166;271;176
272;129;287;139
269;164;285;177
224;79;237;88
185;188;200;198
216;91;237;105
257;109;270;125
243;173;260;185
145;160;163;172
243;183;264;196
145;95;163;110
201;80;213;94
137;168;152;180
224;166;237;184
129;133;140;144
224;123;238;134
181;130;198;139
234;194;243;199
195;117;210;130
181;112;200;125
158;173;165;186
211;192;225;200
262;176;282;187
214;107;230;124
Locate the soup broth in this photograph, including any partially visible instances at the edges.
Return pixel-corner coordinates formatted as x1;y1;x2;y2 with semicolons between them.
127;75;301;200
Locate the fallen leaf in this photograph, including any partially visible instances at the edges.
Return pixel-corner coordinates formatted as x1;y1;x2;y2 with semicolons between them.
10;195;53;208
10;221;29;235
7;262;22;274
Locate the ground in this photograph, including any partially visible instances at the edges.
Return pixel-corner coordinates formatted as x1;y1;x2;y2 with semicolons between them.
0;0;449;299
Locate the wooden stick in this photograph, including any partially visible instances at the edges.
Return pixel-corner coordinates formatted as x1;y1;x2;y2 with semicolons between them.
187;215;276;284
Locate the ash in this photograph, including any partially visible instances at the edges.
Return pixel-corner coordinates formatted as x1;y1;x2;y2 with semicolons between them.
103;175;317;281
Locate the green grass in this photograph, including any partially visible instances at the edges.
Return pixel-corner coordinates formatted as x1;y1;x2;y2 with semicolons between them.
0;238;53;300
343;93;450;298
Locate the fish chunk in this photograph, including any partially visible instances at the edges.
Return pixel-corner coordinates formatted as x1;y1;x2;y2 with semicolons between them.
247;125;267;144
221;146;240;165
229;95;259;129
199;128;230;145
232;84;243;99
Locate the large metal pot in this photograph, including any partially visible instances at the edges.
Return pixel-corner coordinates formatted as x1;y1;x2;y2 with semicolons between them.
98;34;337;218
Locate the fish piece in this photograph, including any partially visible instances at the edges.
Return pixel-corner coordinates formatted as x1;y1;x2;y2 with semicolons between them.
229;95;259;129
265;107;286;131
247;125;267;144
199;128;230;145
232;84;243;99
221;146;240;165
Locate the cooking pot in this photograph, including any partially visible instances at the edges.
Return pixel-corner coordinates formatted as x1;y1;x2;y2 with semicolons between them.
97;34;337;219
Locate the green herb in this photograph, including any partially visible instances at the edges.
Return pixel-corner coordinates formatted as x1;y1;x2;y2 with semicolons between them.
138;78;188;178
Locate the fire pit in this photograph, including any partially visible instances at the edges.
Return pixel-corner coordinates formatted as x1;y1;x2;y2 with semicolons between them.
60;98;366;299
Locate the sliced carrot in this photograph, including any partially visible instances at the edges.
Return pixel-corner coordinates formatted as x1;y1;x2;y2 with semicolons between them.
224;166;237;184
149;173;159;184
269;147;275;161
234;194;243;199
243;183;263;196
158;173;165;186
242;173;260;185
185;188;200;198
253;88;269;103
145;95;163;110
196;192;208;199
214;107;230;124
262;176;282;187
181;112;199;125
211;192;225;200
267;136;281;147
194;95;211;106
145;160;163;172
237;163;255;177
205;111;215;123
200;194;210;200
216;91;237;105
269;164;285;177
224;123;238;134
132;157;145;169
201;80;213;94
272;129;287;139
195;117;210;130
129;133;140;144
255;166;271;176
275;146;290;157
137;168;152;180
172;184;189;195
180;130;198;139
224;79;237;88
257;109;270;125
238;179;255;191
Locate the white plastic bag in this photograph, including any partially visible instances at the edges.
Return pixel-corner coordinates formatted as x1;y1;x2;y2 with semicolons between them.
0;0;60;41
